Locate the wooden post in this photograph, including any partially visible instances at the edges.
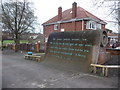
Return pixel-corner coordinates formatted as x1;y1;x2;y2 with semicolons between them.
93;66;96;73
102;67;105;76
105;68;108;76
26;44;28;51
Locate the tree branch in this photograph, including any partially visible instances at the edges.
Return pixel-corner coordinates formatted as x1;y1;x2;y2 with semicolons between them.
1;3;14;32
18;0;26;31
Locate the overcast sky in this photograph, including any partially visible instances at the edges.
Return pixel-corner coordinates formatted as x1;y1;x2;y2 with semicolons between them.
15;0;119;33
32;0;93;23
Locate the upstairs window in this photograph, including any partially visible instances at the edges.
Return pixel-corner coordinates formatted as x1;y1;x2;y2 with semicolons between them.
86;21;96;30
54;24;58;30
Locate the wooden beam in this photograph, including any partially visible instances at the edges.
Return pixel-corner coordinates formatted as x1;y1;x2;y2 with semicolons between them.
90;64;120;76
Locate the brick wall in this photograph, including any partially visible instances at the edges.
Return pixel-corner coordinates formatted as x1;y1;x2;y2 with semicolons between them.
44;21;84;40
102;24;105;30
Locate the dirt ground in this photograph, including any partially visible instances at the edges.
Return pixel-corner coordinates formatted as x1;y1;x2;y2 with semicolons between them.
2;49;119;88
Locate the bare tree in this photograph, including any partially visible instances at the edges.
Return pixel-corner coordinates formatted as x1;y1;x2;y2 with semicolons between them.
118;1;120;44
1;0;37;51
92;0;120;44
92;0;119;28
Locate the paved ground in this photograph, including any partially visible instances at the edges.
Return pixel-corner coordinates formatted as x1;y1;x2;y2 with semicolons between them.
2;49;119;88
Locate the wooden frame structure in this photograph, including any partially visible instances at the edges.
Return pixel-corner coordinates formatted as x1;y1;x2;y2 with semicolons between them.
91;64;120;76
24;55;41;62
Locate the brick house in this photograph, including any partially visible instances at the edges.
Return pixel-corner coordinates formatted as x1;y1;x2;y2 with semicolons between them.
42;2;107;46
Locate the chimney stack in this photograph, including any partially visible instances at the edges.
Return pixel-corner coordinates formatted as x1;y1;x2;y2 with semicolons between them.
58;7;62;21
72;2;77;18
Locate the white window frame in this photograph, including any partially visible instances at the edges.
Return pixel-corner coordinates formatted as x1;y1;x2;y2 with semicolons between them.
54;24;58;30
86;21;96;30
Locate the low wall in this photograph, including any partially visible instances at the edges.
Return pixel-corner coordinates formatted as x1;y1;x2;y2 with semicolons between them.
7;43;44;53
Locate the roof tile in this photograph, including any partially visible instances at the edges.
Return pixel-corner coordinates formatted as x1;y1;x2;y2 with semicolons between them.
43;6;106;25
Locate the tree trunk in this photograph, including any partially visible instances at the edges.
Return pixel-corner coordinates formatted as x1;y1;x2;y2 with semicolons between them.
14;39;20;52
1;39;4;51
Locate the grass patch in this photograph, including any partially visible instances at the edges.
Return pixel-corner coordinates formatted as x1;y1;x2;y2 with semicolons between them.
2;40;28;46
20;40;28;44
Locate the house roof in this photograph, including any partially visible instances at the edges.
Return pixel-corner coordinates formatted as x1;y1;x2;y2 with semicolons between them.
43;6;107;25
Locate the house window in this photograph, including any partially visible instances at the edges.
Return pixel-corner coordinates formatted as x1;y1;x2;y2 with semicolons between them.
86;21;96;30
96;23;101;29
54;24;58;30
45;37;48;42
61;28;64;32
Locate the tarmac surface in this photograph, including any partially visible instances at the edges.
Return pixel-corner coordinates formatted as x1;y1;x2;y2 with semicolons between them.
2;49;119;88
0;50;2;89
